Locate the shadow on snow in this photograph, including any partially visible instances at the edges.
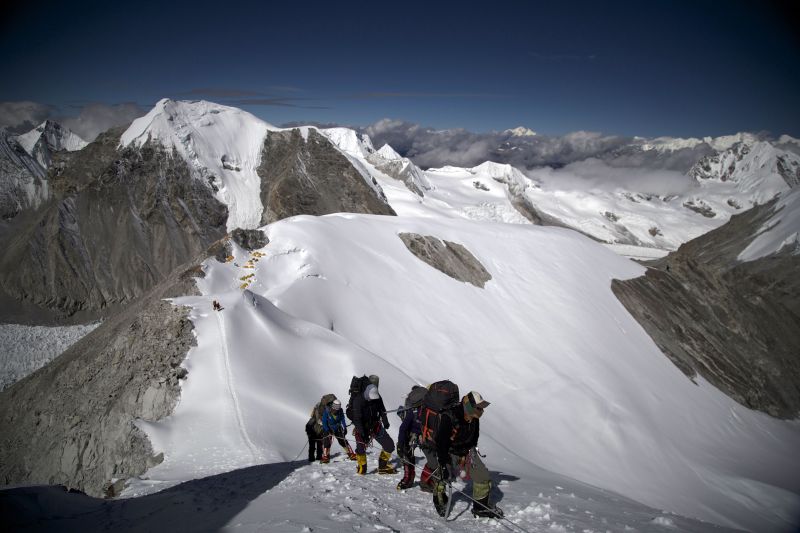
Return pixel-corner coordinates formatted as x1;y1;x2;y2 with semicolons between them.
0;460;305;532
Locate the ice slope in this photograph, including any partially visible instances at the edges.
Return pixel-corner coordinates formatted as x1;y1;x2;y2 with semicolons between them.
129;214;800;532
120;99;275;231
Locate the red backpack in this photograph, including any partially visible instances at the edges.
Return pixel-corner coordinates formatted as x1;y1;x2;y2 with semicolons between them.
418;380;460;447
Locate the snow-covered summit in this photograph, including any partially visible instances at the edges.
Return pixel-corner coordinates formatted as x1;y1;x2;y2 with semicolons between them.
15;120;87;169
690;140;798;197
121;99;275;231
471;160;535;185
504;126;537;137
639;132;762;153
320;127;375;158
16;120;87;155
375;143;401;160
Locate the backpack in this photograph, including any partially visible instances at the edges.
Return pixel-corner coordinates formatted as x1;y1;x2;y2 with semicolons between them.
397;385;428;418
418;380;460;448
345;375;371;421
311;393;337;430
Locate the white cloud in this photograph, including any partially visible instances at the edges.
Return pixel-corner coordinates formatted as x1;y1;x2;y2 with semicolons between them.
59;102;145;142
0;101;52;133
529;158;695;195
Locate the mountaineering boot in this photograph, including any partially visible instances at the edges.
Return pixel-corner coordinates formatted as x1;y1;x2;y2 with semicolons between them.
320;448;330;464
378;450;397;474
346;443;357;460
307;447;315;463
419;464;435;493
396;463;415;490
471;496;504;519
356;453;367;475
432;482;449;517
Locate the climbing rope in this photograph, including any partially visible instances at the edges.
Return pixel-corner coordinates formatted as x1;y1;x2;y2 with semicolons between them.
394;449;534;533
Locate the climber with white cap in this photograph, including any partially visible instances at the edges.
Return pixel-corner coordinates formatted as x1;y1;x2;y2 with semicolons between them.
348;374;397;475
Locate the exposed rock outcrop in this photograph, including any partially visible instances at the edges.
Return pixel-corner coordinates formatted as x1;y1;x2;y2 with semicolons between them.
0;260;204;496
231;228;269;251
257;128;396;224
0;128;228;323
399;233;492;288
612;199;800;418
0;130;47;220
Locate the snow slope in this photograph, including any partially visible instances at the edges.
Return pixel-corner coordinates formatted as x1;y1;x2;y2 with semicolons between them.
127;214;800;532
11;449;739;533
120;99;275;231
739;186;800;261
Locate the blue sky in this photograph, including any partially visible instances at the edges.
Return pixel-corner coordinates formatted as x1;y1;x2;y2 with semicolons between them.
1;0;798;137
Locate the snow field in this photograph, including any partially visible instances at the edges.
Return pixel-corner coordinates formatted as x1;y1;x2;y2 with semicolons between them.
128;214;800;531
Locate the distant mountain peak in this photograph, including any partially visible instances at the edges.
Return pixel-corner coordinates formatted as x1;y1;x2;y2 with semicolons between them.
504;126;537;137
14;120;87;166
120;98;276;231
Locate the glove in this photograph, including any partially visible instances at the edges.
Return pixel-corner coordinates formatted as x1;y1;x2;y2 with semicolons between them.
382;415;390;430
439;464;453;482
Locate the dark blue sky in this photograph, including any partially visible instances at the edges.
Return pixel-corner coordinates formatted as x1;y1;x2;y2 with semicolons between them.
1;0;798;137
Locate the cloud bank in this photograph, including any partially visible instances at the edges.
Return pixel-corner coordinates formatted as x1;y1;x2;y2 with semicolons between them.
0;101;52;133
59;102;146;142
529;158;696;195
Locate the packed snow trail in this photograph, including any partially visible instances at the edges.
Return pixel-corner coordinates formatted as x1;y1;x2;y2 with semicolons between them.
2;446;738;532
216;309;260;463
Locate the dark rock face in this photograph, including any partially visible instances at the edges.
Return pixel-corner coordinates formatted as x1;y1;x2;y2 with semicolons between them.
0;263;202;497
399;233;492;288
231;228;269;251
0;128;228;323
612;199;800;418
257;129;396;224
0;130;46;220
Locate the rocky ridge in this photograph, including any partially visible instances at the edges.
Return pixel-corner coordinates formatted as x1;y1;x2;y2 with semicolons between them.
0;127;228;323
612;197;800;418
257;128;396;224
0;256;207;497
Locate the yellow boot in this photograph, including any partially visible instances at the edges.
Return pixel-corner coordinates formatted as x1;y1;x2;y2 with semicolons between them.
378;450;397;474
356;453;367;475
